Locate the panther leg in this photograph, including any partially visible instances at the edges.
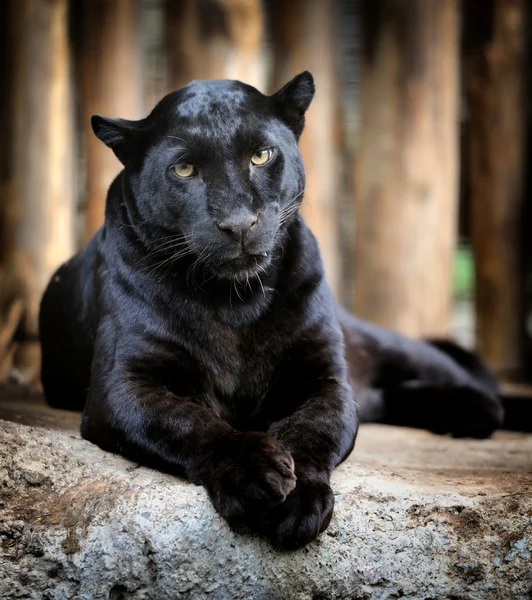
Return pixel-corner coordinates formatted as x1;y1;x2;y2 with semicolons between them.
379;382;504;438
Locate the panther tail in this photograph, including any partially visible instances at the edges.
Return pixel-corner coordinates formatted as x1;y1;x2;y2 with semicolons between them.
337;305;505;437
425;339;498;396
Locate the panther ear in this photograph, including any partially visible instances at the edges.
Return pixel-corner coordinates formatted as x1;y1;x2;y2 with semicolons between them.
271;71;315;139
91;115;144;166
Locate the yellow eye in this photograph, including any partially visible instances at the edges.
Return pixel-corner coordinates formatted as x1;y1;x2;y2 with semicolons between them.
173;163;196;178
251;149;273;166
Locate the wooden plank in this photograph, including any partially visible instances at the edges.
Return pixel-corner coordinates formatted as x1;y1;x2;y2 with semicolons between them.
79;0;142;242
270;0;341;297
0;0;15;268
8;0;76;383
165;0;265;91
463;0;527;380
353;0;459;338
11;0;75;333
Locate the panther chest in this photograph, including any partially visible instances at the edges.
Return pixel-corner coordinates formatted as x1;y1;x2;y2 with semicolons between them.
184;319;284;424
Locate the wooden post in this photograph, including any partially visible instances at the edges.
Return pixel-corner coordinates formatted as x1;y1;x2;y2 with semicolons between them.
0;0;18;380
11;0;75;330
270;0;341;297
0;0;15;269
79;0;142;242
525;173;532;381
9;0;75;381
353;0;459;338
463;0;527;380
165;0;265;91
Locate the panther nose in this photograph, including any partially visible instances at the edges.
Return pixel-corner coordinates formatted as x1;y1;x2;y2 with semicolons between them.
216;215;257;242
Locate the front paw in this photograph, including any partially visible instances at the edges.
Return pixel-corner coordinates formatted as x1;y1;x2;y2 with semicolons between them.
207;432;297;523
264;475;334;550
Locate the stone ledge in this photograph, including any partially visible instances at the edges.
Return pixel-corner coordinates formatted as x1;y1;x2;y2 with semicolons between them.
0;391;531;600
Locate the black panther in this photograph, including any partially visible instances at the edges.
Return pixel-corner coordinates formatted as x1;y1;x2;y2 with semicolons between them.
39;72;503;549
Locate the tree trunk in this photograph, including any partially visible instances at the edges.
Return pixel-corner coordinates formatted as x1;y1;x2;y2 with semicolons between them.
9;0;76;382
463;0;527;381
270;0;342;297
353;0;459;338
165;0;265;91
79;0;142;242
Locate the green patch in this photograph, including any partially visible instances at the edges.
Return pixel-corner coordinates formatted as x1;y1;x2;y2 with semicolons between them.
453;245;474;300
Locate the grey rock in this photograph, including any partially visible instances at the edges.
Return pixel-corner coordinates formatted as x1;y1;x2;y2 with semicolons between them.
0;391;531;600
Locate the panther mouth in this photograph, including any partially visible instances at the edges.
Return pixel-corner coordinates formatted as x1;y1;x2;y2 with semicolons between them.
212;253;270;280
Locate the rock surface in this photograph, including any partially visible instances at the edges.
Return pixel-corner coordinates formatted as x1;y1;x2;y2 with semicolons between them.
0;389;531;600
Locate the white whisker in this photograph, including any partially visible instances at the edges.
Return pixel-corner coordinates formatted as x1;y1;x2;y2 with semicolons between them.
166;136;190;147
279;189;305;224
256;272;266;298
233;279;244;302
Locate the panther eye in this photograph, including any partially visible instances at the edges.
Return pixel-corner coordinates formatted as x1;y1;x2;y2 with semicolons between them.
250;148;273;166
172;163;196;178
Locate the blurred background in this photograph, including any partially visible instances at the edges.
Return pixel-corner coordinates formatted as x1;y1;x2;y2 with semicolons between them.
0;0;531;392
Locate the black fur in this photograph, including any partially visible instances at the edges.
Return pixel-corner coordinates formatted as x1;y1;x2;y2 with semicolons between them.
338;307;503;436
39;72;503;549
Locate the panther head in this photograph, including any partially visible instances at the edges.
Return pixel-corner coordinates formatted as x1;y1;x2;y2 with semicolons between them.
91;72;315;280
